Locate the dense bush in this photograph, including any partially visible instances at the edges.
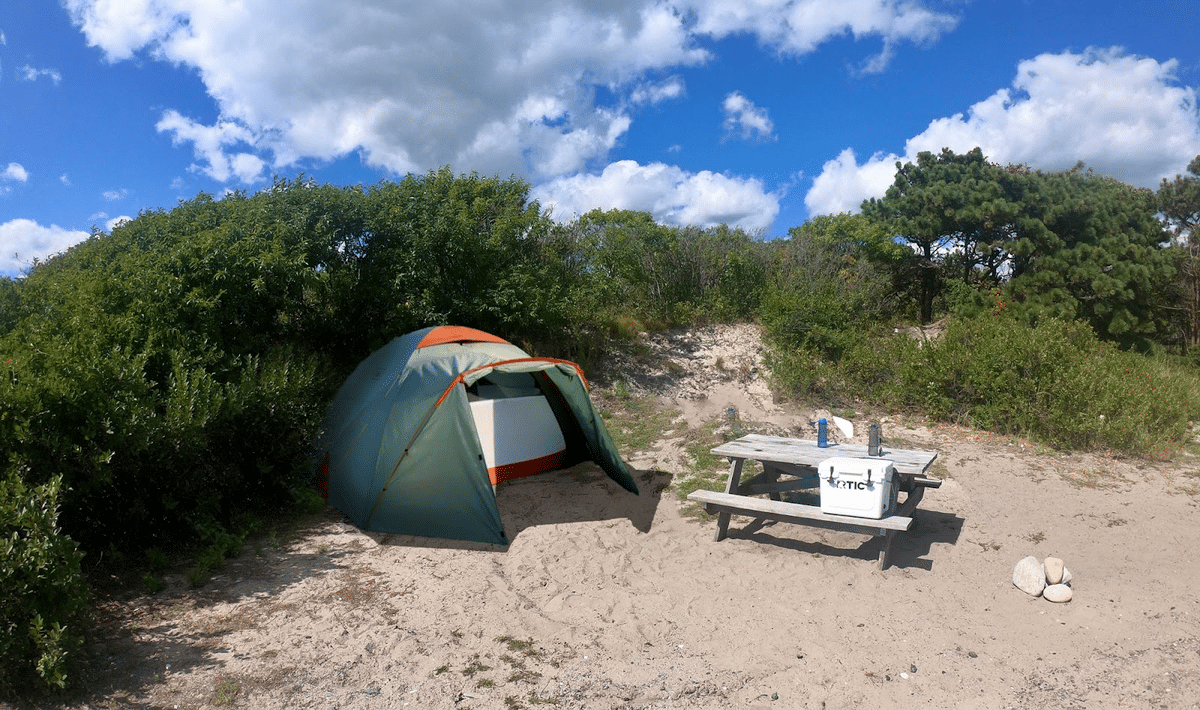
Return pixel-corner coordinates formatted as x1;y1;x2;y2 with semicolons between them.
545;210;767;336
769;311;1200;454
760;214;910;365
0;471;90;694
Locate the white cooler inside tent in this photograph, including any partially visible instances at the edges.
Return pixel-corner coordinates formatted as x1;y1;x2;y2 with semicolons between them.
469;395;567;484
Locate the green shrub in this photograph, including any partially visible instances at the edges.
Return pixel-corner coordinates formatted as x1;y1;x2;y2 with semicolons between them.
0;471;90;694
769;312;1200;454
889;314;1200;452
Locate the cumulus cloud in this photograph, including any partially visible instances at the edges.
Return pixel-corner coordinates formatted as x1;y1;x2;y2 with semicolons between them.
3;163;29;182
102;188;129;200
689;0;958;72
0;219;91;274
722;91;775;141
531;160;780;232
64;0;957;187
806;48;1200;215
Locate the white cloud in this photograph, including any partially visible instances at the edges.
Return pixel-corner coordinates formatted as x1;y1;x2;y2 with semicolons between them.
722;91;775;141
156;109;265;183
65;0;957;186
531;159;779;232
630;76;686;105
688;0;958;72
102;188;129;201
806;48;1200;215
3;163;29;182
0;219;91;274
19;65;63;84
60;174;71;185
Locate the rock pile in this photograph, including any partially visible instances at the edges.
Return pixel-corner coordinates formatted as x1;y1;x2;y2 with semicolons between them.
1012;555;1073;603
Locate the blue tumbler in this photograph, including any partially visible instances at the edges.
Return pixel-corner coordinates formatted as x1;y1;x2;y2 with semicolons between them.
817;418;828;447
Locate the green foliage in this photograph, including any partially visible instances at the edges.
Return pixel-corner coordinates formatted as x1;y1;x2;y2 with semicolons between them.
863;148;1175;350
1003;167;1174;352
352;169;565;355
547;210;766;336
1158;155;1200;352
760;214;906;362
862;147;1016;323
0;277;21;335
0;471;89;694
769;311;1200;454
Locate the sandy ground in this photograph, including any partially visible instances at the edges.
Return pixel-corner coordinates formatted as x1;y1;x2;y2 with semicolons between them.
16;323;1200;710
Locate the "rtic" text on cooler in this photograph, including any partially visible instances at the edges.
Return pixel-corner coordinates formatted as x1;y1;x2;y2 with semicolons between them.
835;480;873;490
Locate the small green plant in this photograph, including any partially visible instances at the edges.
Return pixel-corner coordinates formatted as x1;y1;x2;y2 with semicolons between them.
142;572;165;595
495;636;538;656
435;665;449;675
146;547;169;572
186;523;249;588
477;679;495;688
291;485;327;515
462;657;491;677
213;677;240;706
613;380;631;401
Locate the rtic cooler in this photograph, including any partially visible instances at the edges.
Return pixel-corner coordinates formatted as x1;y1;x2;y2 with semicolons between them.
818;457;897;519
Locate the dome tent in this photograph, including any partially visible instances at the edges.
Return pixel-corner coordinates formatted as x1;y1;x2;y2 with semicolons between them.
314;325;638;545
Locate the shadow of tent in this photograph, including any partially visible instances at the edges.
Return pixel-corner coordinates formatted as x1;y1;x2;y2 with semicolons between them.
366;463;673;550
727;507;964;572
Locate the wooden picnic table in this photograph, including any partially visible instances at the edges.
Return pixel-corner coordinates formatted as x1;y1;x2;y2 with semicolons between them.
687;433;940;570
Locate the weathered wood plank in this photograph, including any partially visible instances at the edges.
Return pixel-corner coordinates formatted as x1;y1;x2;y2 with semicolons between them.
711;433;937;476
742;478;819;496
687;490;913;535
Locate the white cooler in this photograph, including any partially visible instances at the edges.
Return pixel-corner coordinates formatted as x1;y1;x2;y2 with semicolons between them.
818;457;898;519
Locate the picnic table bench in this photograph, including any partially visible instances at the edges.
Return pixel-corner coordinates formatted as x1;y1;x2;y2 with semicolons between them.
688;433;940;570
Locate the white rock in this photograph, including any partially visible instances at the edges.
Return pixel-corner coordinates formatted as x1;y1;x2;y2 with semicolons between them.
1061;566;1072;586
1012;556;1046;597
1044;557;1065;585
1044;584;1073;603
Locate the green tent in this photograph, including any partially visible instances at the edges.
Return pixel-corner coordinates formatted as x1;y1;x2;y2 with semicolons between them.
314;325;637;545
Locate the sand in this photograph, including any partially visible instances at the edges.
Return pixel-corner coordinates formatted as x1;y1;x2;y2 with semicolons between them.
23;324;1200;710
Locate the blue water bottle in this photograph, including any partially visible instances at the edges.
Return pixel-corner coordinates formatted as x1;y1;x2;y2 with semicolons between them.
817;418;828;447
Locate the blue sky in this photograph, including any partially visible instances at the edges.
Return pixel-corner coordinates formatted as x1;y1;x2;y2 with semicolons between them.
2;0;1198;275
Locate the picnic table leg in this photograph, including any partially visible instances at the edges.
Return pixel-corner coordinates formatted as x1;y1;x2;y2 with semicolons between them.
714;458;745;542
878;530;896;570
879;484;926;569
763;463;782;501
